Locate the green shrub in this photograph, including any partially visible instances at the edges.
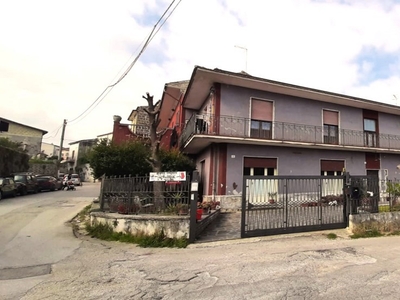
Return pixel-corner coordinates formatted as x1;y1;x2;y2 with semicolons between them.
85;222;188;248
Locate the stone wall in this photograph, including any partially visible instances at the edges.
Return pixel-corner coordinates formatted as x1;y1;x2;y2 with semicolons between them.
349;212;400;233
90;212;190;239
0;147;29;176
29;163;58;176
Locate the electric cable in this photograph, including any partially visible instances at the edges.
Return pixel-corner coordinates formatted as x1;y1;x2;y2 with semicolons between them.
67;0;182;126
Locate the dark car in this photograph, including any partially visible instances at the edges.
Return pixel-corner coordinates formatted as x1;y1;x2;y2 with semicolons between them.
0;177;17;200
36;175;62;192
12;173;39;194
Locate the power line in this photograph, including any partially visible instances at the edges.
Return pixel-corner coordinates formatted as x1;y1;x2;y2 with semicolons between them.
68;0;182;126
43;124;63;139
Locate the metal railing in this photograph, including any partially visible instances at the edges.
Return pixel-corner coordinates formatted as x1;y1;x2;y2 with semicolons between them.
100;175;191;215
179;114;400;150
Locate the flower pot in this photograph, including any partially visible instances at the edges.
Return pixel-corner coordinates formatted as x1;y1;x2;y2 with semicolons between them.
196;209;203;221
269;199;275;204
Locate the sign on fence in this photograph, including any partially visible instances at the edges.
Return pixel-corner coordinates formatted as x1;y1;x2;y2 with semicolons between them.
149;171;186;182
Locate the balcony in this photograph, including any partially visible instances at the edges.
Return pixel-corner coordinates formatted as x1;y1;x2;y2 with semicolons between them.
179;114;400;154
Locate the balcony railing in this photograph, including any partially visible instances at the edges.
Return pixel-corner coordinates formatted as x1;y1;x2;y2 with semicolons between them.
179;114;400;151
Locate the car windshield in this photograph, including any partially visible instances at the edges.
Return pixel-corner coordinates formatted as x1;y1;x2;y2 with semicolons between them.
72;174;79;178
14;175;24;182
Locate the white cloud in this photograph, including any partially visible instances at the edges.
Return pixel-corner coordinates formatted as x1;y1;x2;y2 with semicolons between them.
1;0;400;146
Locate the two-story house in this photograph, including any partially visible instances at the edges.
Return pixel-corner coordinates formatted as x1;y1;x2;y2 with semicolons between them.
65;139;97;181
0;117;47;158
175;66;400;199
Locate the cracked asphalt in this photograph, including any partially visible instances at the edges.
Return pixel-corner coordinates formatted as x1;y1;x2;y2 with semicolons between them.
3;184;400;299
18;229;400;300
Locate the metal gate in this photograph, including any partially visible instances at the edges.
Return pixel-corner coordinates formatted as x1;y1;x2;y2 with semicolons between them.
241;175;348;238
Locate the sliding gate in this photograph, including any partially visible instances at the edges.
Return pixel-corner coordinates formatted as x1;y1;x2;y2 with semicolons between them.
241;175;347;238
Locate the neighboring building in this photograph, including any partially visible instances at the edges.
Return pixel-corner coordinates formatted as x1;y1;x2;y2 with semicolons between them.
97;132;113;143
61;147;69;161
157;80;189;149
0;117;47;158
128;106;151;137
167;66;400;199
62;139;97;181
41;142;60;158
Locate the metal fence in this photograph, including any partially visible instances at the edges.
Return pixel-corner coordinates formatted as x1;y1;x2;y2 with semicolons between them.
100;175;191;214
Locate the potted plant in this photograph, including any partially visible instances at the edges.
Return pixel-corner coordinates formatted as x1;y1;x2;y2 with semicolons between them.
202;201;212;214
268;192;277;204
176;203;189;215
196;202;203;221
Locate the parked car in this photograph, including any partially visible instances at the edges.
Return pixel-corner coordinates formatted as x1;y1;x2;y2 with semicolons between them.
70;174;82;186
0;177;17;200
36;175;62;191
12;172;39;194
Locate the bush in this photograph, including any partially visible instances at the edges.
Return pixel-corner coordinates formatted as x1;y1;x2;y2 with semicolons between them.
85;222;188;248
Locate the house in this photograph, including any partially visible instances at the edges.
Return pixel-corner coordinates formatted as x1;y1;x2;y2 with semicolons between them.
41;142;61;158
97;132;113;143
157;80;189;149
128;106;151;138
0;117;47;158
165;66;400;200
63;139;97;181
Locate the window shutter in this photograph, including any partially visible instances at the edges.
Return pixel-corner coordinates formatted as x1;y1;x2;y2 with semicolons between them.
251;99;273;121
320;160;344;171
323;110;338;126
244;157;277;168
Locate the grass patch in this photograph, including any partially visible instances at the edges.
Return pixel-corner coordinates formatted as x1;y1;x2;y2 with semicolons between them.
85;222;188;248
350;229;383;239
326;233;337;240
77;204;92;222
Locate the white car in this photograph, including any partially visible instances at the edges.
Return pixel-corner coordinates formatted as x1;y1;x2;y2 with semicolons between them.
70;174;82;186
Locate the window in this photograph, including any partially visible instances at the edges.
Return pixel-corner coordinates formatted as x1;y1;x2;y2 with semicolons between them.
250;99;272;139
0;121;9;132
243;157;277;176
364;118;377;147
323;110;338;144
320;160;344;176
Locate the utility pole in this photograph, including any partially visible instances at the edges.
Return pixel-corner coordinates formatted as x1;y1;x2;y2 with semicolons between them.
58;119;67;175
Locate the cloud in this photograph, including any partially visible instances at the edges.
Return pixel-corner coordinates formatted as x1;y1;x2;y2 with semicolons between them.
1;0;400;146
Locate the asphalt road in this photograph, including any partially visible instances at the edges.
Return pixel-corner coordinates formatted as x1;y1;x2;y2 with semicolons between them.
2;183;400;299
0;182;100;300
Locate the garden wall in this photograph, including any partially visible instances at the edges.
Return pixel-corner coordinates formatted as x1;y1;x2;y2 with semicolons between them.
90;212;190;239
349;212;400;233
0;146;29;176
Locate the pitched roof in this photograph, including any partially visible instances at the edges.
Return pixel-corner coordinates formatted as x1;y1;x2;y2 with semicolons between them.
0;117;48;135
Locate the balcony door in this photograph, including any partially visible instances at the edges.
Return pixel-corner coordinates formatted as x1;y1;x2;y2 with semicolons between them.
323;110;339;145
250;99;273;139
363;110;379;147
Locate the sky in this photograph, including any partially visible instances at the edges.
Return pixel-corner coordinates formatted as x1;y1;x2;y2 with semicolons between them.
1;0;400;146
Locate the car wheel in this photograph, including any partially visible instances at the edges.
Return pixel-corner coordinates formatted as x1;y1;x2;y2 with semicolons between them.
34;187;38;194
22;187;28;196
12;190;16;198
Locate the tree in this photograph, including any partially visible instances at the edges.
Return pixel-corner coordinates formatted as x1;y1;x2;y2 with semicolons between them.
142;92;164;211
88;139;152;178
159;148;195;173
0;137;25;151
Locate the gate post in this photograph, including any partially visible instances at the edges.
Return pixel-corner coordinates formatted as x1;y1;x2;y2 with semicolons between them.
189;171;199;243
343;172;351;223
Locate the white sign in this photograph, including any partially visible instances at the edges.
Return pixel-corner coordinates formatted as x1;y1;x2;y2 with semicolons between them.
149;171;186;182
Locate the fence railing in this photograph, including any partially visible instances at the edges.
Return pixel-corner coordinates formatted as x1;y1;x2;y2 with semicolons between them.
179;114;400;150
100;175;191;214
